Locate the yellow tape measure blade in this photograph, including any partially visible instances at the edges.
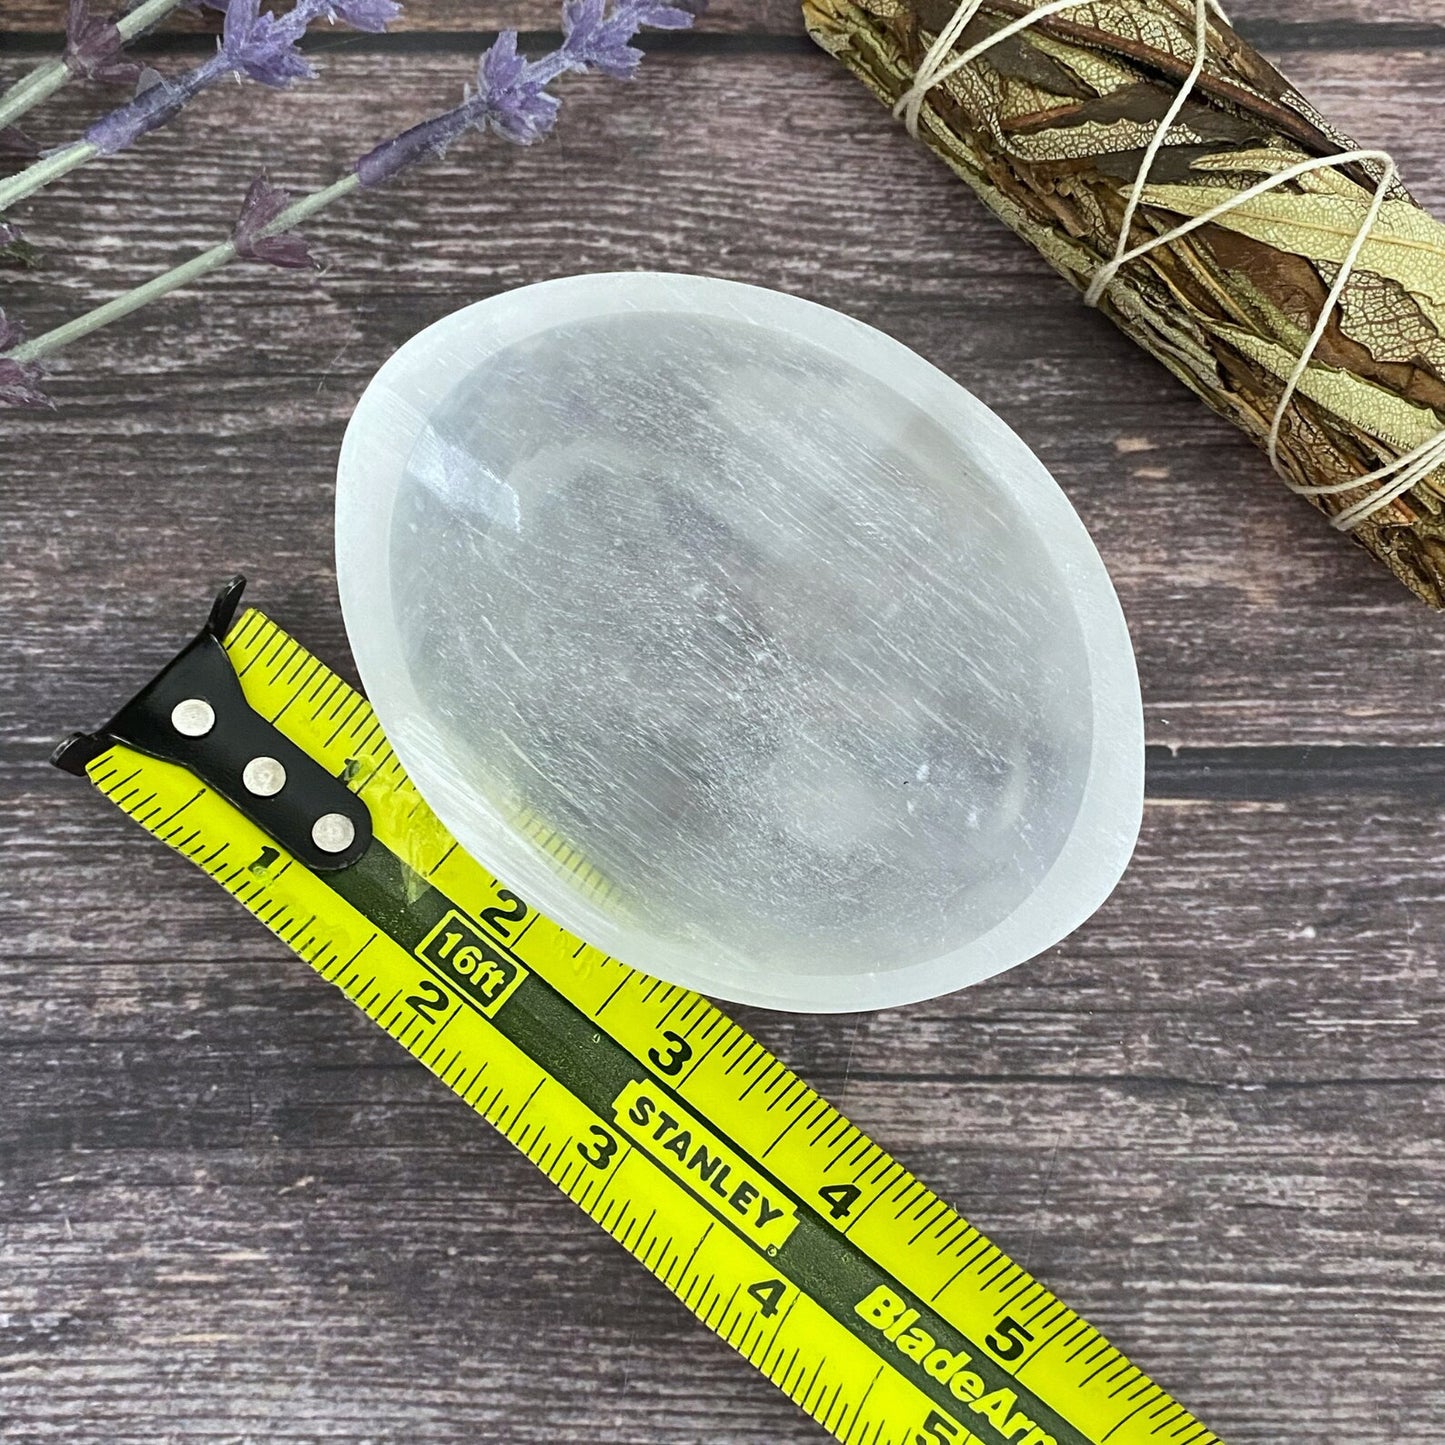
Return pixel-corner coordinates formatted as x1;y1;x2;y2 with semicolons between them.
63;584;1219;1445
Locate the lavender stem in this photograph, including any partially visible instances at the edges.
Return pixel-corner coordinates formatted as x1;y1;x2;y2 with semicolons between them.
0;142;100;213
9;172;358;365
0;0;188;133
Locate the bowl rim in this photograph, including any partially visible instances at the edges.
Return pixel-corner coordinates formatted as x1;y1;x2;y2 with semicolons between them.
336;269;1144;1013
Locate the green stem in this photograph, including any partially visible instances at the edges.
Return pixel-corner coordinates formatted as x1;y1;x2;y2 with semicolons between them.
116;0;192;43
0;142;98;213
0;61;69;134
9;172;362;365
0;0;189;133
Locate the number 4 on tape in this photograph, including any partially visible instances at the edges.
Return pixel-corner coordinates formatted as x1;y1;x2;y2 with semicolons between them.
54;579;1221;1445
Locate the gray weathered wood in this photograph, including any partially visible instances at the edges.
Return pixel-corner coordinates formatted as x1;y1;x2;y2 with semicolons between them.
1;4;1442;1443
2;781;1442;1441
2;0;1444;35
3;45;1445;744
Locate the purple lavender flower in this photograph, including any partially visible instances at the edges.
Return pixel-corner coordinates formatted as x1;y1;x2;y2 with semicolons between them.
219;0;317;88
85;65;212;155
559;0;696;79
317;0;402;31
0;310;52;409
232;175;316;269
84;0;401;155
356;0;700;186
476;31;562;145
65;0;145;86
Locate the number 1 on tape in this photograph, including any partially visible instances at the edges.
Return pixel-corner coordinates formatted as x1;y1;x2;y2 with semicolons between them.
54;580;1219;1445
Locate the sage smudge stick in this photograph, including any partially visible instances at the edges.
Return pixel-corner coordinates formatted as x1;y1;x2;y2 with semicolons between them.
804;0;1445;606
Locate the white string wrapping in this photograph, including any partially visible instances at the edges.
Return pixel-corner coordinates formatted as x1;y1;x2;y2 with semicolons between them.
893;0;1445;531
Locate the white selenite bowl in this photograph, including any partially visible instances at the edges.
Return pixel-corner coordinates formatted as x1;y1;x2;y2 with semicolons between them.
336;272;1143;1012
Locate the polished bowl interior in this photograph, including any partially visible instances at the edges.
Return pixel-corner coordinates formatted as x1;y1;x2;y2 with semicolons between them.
336;272;1143;1011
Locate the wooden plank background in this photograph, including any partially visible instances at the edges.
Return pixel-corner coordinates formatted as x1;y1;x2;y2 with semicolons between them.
1;1;1442;1441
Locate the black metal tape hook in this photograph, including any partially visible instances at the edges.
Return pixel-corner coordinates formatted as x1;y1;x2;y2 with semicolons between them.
52;576;372;872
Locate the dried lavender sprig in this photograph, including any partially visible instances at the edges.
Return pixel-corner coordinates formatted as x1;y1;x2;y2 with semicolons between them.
358;0;696;183
0;0;400;214
5;174;354;385
1;0;698;397
0;0;189;135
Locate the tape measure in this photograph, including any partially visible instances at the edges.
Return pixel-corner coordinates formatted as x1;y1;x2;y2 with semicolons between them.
54;578;1218;1445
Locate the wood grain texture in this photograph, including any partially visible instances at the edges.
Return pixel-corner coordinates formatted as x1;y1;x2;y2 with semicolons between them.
3;45;1445;744
2;0;1444;36
2;783;1442;1442
1;5;1442;1444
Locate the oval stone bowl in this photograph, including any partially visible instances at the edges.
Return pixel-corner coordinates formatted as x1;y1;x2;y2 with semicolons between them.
336;272;1143;1012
